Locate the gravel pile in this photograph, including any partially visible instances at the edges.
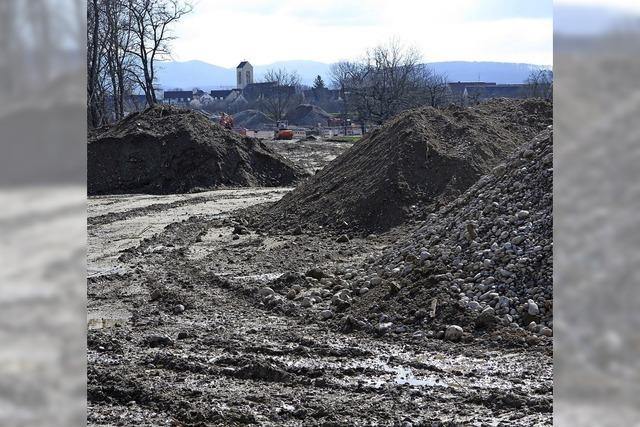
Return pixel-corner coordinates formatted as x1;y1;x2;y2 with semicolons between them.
88;105;308;195
256;98;552;234
257;128;553;344
285;104;332;127
232;109;275;129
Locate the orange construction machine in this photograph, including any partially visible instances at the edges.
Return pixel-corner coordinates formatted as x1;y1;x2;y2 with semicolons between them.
219;113;234;130
275;120;293;140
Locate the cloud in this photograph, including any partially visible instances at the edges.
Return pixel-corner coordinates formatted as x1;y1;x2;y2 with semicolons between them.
170;0;552;67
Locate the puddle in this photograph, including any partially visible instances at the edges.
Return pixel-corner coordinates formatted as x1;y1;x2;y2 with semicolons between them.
88;318;128;330
392;365;447;387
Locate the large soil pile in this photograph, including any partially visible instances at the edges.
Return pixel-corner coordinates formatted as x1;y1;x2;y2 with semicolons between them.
232;109;274;129
285;104;332;127
338;129;553;339
88;106;309;195
257;98;551;233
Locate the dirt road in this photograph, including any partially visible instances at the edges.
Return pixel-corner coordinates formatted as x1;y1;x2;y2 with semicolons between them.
87;189;552;426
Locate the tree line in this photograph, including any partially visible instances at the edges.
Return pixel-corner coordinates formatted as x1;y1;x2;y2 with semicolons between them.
87;0;192;128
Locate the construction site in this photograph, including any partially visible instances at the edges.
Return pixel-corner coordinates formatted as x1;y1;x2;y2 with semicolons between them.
87;97;553;425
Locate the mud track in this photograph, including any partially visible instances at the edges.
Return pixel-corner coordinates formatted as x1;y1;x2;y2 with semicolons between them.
88;189;552;426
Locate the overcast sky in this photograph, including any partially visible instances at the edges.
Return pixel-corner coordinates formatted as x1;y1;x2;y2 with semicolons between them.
170;0;553;67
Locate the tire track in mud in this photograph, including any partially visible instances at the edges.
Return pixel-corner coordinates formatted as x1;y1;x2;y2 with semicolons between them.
88;196;210;226
88;216;552;426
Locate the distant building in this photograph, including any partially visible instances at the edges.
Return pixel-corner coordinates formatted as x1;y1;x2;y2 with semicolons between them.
464;84;527;102
210;89;234;101
163;90;193;105
242;82;279;101
447;81;527;105
237;61;253;89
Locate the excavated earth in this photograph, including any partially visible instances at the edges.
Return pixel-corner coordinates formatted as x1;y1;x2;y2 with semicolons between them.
88;106;308;196
88;135;551;425
255;99;551;234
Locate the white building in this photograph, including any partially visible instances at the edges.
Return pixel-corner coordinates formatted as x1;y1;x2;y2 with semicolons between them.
237;61;253;89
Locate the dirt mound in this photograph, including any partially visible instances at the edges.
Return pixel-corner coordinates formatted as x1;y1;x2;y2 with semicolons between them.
232;109;274;129
256;98;552;234
285;104;332;127
88;105;309;195
340;129;553;340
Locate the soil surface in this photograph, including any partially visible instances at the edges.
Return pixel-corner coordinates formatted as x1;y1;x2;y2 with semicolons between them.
88;170;552;425
256;99;552;235
263;139;353;174
88;106;308;196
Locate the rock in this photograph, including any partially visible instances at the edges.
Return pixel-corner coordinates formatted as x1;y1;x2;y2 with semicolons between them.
492;164;506;176
377;322;393;334
511;235;526;245
516;210;530;219
540;327;553;337
144;335;173;348
444;325;463;342
370;276;383;286
527;321;537;332
305;268;326;280
233;225;249;235
359;287;369;295
286;289;297;300
467;301;482;311
527;299;539;315
292;225;303;235
336;234;350;243
466;223;477;240
301;297;313;308
173;304;185;314
388;281;401;294
258;287;275;298
476;307;497;328
319;310;334;320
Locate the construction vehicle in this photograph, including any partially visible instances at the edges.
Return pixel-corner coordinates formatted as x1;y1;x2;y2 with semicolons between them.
219;113;234;130
275;120;293;140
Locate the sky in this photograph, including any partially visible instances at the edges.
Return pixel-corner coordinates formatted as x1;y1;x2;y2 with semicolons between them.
170;0;553;67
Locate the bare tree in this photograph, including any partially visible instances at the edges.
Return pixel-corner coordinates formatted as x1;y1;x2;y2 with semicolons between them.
525;68;553;100
126;0;192;106
330;39;435;129
330;60;369;132
259;68;301;122
362;39;423;124
87;0;191;127
416;66;449;107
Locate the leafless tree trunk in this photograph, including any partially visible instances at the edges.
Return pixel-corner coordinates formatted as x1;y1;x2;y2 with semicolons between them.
87;0;104;127
126;0;192;106
260;68;302;122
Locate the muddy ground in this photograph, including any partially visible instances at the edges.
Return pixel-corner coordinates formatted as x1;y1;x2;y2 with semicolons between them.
88;142;552;426
263;139;353;174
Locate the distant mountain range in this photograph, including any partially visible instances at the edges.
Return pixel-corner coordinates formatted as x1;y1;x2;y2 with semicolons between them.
156;60;550;91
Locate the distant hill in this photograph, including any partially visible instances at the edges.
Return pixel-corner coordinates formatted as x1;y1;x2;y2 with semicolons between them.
426;61;546;84
156;59;550;90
